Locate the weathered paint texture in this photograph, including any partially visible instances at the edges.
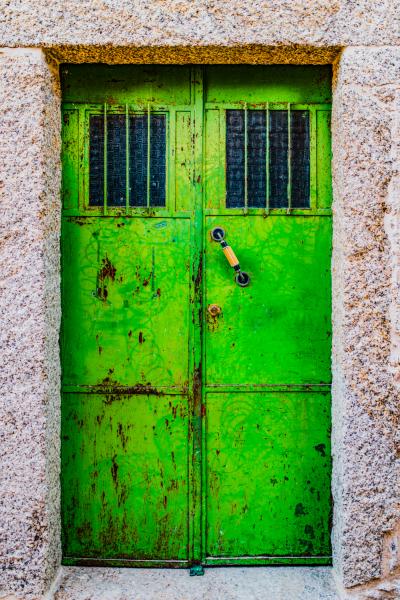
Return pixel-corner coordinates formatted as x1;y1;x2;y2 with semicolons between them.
60;65;333;566
0;48;61;598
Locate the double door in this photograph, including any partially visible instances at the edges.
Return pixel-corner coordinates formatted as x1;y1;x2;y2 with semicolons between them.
61;65;332;566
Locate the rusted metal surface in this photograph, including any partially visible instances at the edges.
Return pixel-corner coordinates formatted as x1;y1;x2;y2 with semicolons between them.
61;65;332;567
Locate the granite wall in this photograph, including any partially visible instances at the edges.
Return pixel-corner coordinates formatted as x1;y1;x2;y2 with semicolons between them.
0;2;399;598
0;48;61;599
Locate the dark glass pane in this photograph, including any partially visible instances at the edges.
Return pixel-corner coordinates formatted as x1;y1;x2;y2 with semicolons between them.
89;115;104;206
226;110;245;208
269;111;288;209
129;115;147;207
150;115;166;207
107;115;126;207
248;111;266;208
291;110;310;208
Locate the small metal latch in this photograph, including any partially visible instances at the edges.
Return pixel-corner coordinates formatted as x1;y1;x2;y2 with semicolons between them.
190;564;205;576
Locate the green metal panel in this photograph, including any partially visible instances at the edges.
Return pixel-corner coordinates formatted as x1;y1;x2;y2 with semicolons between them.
61;65;332;567
205;391;331;559
316;110;333;209
61;217;191;390
62;393;189;561
61;109;79;210
205;65;332;104
61;64;192;105
204;216;332;386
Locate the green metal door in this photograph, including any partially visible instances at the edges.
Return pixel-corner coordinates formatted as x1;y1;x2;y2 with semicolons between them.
61;65;332;567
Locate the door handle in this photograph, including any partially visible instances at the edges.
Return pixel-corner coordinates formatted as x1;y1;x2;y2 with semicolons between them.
211;227;250;287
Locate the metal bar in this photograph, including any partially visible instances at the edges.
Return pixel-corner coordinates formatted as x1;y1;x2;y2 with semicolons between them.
204;383;331;393
309;107;318;210
125;104;129;210
190;67;204;566
244;103;248;211
219;108;225;210
103;102;107;214
204;556;332;566
168;108;175;212
61;384;187;394
64;557;189;567
287;102;292;214
266;101;270;213
147;103;151;208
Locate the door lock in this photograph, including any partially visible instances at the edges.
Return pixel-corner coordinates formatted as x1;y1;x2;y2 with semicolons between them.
207;304;222;317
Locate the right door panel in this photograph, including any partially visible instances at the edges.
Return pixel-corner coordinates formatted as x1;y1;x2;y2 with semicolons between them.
203;87;332;564
205;391;331;558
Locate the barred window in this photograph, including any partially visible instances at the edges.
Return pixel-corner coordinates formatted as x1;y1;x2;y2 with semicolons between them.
89;113;166;208
226;109;310;209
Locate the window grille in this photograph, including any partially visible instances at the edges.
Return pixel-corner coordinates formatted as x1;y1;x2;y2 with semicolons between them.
89;109;166;208
226;108;310;210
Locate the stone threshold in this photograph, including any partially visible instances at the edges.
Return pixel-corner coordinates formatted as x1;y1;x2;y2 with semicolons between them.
50;566;339;600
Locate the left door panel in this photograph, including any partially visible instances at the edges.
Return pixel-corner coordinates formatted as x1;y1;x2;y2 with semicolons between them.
62;392;189;560
61;218;191;561
60;65;196;563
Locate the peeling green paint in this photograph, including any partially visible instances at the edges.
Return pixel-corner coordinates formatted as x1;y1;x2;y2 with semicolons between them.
61;65;332;567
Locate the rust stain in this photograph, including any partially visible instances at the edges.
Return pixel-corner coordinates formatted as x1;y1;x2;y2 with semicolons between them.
96;256;117;302
67;216;95;227
193;253;203;292
314;443;326;457
167;480;179;491
76;521;93;539
118;483;128;507
111;455;119;489
206;307;221;332
99;257;117;282
98;378;165;399
138;331;145;344
117;423;128;450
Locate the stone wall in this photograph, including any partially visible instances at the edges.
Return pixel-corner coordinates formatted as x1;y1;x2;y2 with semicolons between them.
0;1;399;48
0;48;61;599
331;47;400;596
0;2;399;599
